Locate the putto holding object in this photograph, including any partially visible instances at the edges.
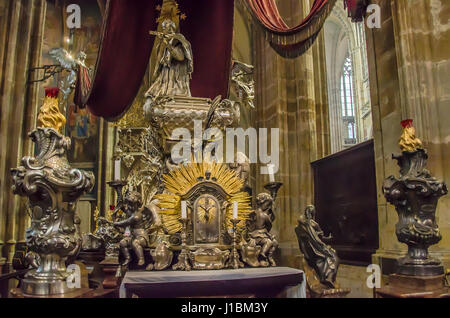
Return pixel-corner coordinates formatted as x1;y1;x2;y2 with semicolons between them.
113;191;154;267
244;193;278;267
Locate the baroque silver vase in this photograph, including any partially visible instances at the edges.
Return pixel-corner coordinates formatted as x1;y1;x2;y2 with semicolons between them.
11;128;94;295
383;148;448;276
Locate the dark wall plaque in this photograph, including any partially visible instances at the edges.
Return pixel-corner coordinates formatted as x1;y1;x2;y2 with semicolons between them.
311;140;379;265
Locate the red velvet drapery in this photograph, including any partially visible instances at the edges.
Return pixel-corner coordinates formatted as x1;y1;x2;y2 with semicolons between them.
82;0;156;120
81;0;234;121
244;0;337;58
180;0;235;102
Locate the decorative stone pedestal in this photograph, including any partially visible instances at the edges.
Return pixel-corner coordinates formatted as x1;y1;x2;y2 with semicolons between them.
376;274;450;298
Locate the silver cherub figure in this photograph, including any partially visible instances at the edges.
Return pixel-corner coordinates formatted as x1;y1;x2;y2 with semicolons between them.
245;193;278;267
113;191;154;267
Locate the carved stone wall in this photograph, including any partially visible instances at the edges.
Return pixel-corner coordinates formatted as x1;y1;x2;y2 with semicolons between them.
324;1;372;154
253;0;330;265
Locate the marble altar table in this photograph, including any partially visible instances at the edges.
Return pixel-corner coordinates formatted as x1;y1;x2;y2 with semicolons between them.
119;267;305;298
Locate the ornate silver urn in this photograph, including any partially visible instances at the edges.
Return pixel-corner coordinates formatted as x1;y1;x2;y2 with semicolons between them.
11;128;94;295
383;120;448;276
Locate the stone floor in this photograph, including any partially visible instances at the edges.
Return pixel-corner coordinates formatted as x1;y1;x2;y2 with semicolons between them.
337;264;374;298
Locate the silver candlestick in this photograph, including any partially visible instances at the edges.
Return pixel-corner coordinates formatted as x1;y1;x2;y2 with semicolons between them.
264;182;283;202
11;128;94;296
230;219;244;269
172;218;191;271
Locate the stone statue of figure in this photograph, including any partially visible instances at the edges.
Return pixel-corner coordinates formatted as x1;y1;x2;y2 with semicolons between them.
295;205;339;288
145;19;193;108
113;191;153;266
247;193;278;267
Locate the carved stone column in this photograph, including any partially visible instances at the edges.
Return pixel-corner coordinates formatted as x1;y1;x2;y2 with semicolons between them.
368;0;450;273
253;0;324;266
0;0;47;271
312;31;331;159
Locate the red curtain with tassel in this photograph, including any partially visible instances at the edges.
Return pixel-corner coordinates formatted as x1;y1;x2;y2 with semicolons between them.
244;0;337;58
80;0;235;121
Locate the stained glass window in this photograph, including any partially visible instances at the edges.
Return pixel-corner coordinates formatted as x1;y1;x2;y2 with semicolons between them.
341;56;355;118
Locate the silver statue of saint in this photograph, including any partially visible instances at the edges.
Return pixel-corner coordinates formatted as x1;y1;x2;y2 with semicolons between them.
145;19;193;114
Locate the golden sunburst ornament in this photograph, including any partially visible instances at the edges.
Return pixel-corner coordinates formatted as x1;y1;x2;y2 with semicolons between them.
155;160;252;234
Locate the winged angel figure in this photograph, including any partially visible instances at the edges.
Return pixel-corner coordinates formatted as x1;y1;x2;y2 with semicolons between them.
49;48;91;110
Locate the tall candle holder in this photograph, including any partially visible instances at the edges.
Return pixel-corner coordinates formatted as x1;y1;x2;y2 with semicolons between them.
264;181;283;201
98;180;129;288
383;120;448;276
11;127;94;296
107;180;128;219
230;219;244;269
173;218;191;271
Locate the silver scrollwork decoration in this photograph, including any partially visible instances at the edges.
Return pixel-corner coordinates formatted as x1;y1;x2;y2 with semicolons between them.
11;128;94;296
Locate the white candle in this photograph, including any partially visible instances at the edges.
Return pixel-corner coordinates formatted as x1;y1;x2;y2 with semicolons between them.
114;159;121;180
233;202;238;219
268;164;275;183
181;201;187;219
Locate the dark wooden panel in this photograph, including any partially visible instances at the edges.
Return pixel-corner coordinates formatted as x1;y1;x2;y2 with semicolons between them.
311;140;379;265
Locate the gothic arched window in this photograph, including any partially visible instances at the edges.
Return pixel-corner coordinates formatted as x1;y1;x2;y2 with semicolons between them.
340;55;356;145
341;56;354;117
324;2;372;154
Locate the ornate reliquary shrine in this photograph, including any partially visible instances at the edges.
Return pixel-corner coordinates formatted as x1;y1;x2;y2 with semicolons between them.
82;20;279;273
102;93;261;271
155;160;252;270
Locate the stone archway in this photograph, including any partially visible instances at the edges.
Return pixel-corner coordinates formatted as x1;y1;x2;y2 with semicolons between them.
324;1;372;154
